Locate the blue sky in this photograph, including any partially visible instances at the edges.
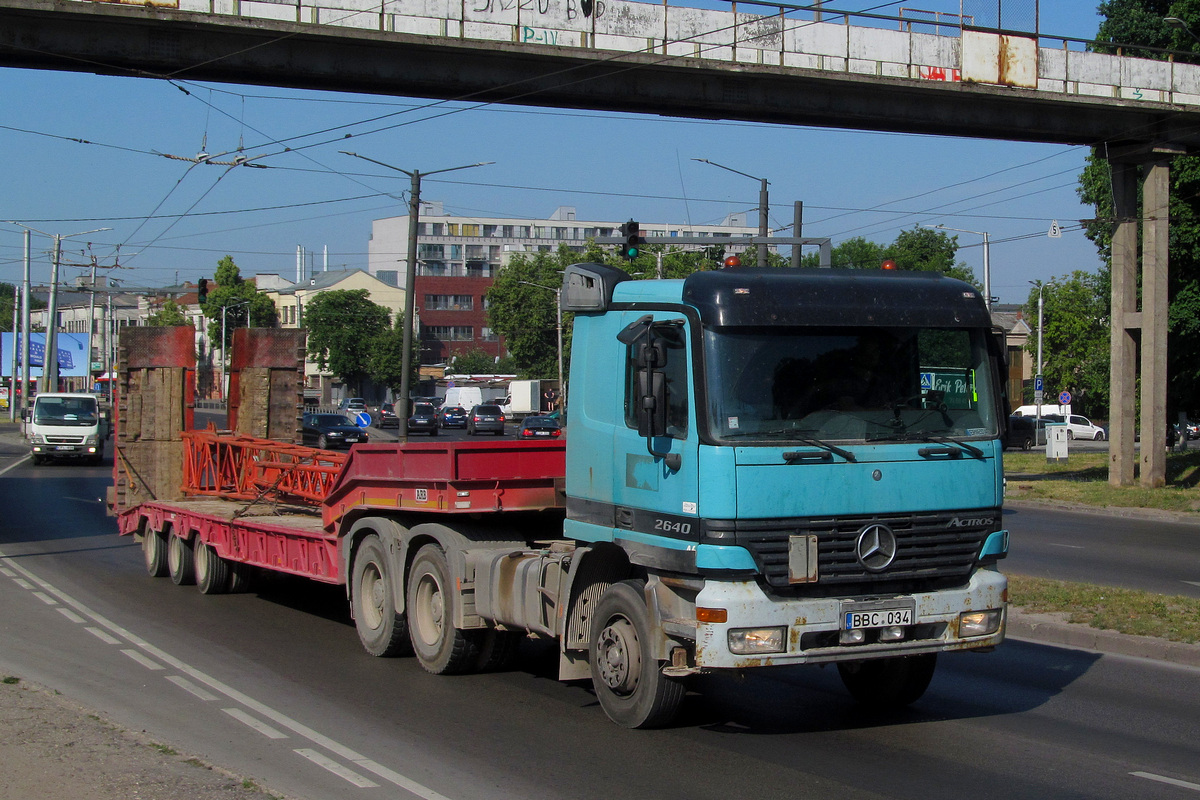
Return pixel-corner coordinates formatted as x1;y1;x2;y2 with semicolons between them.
0;0;1112;305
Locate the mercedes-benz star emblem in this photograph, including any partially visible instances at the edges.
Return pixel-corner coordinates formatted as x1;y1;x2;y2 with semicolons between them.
855;524;898;572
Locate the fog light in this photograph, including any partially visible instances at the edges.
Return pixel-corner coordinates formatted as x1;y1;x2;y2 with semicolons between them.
960;609;1003;637
878;625;906;642
728;627;785;655
839;628;866;645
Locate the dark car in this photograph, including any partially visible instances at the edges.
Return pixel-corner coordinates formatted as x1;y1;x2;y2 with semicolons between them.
1003;415;1051;451
438;405;468;428
466;404;506;436
407;403;440;436
375;402;399;428
302;413;368;450
517;415;562;440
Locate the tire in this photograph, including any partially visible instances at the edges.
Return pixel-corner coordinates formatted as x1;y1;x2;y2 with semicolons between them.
352;535;412;657
474;629;523;672
167;534;195;586
194;540;231;595
317;434;329;450
1095;431;1106;441
1066;430;1074;440
1020;436;1033;451
30;455;44;466
589;580;685;729
430;428;439;437
495;428;504;436
407;544;479;674
837;654;937;709
142;526;169;578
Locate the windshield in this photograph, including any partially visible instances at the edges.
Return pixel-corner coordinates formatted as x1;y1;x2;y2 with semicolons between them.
33;397;98;427
704;326;998;444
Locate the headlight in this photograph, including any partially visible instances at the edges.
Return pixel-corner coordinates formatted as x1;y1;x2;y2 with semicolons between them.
728;627;786;655
28;434;43;444
959;609;1003;637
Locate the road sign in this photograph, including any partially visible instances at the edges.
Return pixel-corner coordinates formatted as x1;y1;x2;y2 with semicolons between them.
1048;220;1062;238
355;411;371;428
1058;391;1072;405
1034;375;1043;393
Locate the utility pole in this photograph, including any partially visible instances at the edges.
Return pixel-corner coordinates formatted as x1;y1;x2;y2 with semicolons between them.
340;151;492;443
693;158;770;268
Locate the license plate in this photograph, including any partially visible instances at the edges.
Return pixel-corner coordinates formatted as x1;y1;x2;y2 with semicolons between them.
842;602;914;630
345;438;359;443
54;445;74;451
533;430;550;436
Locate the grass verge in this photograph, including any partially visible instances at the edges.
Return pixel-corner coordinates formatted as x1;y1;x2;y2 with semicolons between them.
1003;449;1200;513
1008;573;1200;644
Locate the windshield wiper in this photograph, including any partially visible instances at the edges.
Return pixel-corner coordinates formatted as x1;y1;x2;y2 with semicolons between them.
914;435;984;459
783;437;857;463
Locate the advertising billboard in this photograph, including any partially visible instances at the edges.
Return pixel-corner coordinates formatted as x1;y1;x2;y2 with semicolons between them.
0;333;91;378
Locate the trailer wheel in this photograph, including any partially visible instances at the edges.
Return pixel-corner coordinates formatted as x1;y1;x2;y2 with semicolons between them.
352;536;412;657
142;527;169;578
194;541;231;595
837;654;937;709
167;535;195;586
407;544;479;674
589;580;685;729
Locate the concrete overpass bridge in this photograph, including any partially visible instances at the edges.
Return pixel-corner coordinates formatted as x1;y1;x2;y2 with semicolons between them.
0;0;1186;484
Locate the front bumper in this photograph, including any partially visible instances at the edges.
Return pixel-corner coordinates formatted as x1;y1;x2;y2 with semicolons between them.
30;443;100;458
692;568;1006;669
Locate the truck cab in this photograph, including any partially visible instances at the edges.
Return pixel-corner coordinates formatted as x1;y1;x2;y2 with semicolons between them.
27;392;108;465
560;263;1009;722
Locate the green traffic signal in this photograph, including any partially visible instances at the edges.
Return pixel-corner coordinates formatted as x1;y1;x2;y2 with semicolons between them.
619;219;641;261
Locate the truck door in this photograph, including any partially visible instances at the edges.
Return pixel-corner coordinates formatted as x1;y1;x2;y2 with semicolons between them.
610;311;701;561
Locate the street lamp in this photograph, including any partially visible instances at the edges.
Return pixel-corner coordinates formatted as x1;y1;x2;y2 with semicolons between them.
1165;17;1200;44
341;152;493;443
692;158;769;267
924;223;992;311
518;281;564;408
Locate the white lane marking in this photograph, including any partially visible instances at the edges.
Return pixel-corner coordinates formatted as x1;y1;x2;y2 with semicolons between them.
1132;772;1200;791
121;648;164;671
13;578;32;590
295;749;380;789
85;626;121;645
0;548;459;800
1048;543;1084;549
56;608;85;624
32;591;56;605
0;567;15;577
224;708;288;740
0;455;30;477
166;675;218;702
1184;581;1200;589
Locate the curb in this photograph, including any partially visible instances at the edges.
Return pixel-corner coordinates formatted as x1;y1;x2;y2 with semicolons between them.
1007;607;1200;668
1004;497;1200;525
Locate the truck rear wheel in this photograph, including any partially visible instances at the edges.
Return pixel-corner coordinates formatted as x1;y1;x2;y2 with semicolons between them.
167;535;195;586
407;544;479;674
589;580;685;729
474;629;523;672
194;541;231;595
837;653;937;708
142;527;169;578
352;535;412;657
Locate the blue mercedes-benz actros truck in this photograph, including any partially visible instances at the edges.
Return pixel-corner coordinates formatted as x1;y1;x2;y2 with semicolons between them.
552;262;1009;726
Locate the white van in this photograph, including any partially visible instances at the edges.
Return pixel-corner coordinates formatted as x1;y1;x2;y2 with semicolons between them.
27;393;108;465
443;386;482;410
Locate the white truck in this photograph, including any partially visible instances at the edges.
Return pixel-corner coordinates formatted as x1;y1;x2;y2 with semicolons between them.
501;379;541;416
26;392;108;465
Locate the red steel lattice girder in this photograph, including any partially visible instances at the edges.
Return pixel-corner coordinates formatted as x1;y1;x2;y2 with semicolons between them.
182;429;345;505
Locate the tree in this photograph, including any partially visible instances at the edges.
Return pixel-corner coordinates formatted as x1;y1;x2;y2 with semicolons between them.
304;289;390;394
201;256;277;352
366;313;419;396
485;245;581;381
449;347;501;375
1023;273;1110;418
146;299;192;327
1078;0;1200;415
799;228;978;287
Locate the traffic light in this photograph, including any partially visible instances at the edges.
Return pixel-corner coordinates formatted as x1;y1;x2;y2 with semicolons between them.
619;220;642;261
197;278;208;304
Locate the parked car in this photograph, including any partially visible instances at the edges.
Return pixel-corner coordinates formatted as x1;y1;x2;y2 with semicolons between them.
1004;415;1047;451
437;405;468;428
302;413;368;450
517;415;562;439
338;397;368;417
407;403;439;436
1043;413;1106;441
1186;420;1200;440
375;402;399;428
466;404;506;436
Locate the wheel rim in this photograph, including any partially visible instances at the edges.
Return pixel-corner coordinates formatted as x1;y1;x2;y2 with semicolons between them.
194;543;209;584
318;435;328;449
359;561;386;631
596;618;640;696
143;532;160;570
413;571;445;647
168;538;181;574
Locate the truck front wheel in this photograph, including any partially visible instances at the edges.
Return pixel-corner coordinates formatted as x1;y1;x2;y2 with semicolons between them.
837;653;937;708
589;580;685;729
407;544;479;674
352;535;412;657
167;535;195;586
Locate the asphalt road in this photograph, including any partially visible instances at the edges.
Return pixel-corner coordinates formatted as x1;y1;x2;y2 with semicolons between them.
1;443;1199;798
